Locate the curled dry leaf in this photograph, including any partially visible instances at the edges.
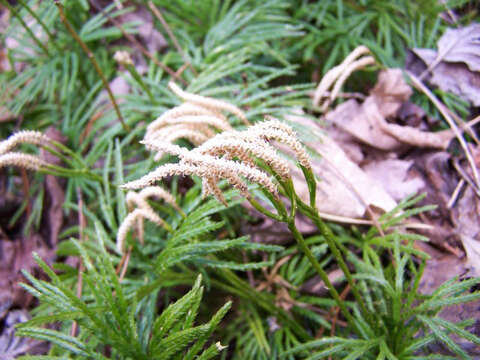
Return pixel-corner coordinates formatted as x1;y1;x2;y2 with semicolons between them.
325;69;455;150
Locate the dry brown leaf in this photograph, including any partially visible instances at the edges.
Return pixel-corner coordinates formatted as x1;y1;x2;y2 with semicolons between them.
362;159;425;201
436;23;480;72
288;113;397;218
325;99;403;151
370;69;412;118
397;101;427;128
408;48;480;106
0;310;47;358
326;69;455;150
417;246;480;356
461;235;480;277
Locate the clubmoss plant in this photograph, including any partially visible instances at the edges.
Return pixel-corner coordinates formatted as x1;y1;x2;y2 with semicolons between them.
2;1;480;359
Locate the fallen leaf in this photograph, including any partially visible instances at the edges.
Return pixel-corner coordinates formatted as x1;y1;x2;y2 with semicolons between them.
288;112;398;218
407;48;480;106
326;69;455;150
397;101;427;128
119;6;167;55
410;151;460;249
461;235;480;277
369;68;412;118
325;98;403;151
436;23;480;72
418;248;480;356
0;233;54;310
362;159;425;201
0;310;47;359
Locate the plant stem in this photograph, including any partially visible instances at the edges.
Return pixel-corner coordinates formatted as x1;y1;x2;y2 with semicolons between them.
286;217;358;332
248;197;282;221
54;1;129;132
296;197;374;327
41;164;105;184
124;63;156;104
147;1;197;76
1;0;50;56
89;0;187;86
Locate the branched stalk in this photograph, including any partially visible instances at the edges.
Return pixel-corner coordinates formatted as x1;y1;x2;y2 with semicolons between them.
248;197;282;221
295;195;374;327
54;1;129;132
285;216;359;332
307;207;374;326
256;165;373;333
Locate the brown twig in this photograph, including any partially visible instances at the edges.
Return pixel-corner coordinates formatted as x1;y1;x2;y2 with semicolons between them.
88;1;188;86
118;246;132;280
447;178;465;209
330;284;351;337
147;1;198;76
452;159;480;199
408;72;480;191
175;63;189;78
54;1;129;131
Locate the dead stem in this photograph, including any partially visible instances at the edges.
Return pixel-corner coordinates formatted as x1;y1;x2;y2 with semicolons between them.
54;1;129;131
89;1;188;86
408;72;480;191
148;1;198;76
452;159;480;198
447;179;465;209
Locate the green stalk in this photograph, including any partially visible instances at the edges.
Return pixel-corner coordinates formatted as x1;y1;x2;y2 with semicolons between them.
41;164;104;184
285;217;359;332
248;198;282;221
296;196;374;328
300;165;317;208
124;63;156;104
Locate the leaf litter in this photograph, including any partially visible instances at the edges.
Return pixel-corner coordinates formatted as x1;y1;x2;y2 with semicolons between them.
295;41;480;354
